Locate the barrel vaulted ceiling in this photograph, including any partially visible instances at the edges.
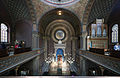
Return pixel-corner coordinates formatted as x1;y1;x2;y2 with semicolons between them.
1;0;32;23
0;0;119;26
87;0;117;24
31;0;89;23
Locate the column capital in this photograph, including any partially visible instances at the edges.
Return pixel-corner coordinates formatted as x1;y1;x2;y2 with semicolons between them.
71;36;78;40
82;24;87;32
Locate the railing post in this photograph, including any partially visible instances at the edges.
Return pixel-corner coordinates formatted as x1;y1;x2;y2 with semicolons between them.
99;66;105;76
15;66;19;76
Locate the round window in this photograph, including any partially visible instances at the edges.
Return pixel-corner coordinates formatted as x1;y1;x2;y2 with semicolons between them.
55;30;65;40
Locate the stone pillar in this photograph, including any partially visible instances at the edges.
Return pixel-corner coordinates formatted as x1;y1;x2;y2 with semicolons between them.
11;23;16;45
32;31;39;50
71;37;77;59
79;56;87;75
81;32;87;50
32;23;40;50
44;36;49;59
80;24;87;50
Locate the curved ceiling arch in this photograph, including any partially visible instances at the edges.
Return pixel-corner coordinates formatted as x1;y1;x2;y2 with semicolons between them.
38;8;81;35
87;0;117;25
41;0;80;7
45;19;75;36
82;0;95;25
45;19;75;42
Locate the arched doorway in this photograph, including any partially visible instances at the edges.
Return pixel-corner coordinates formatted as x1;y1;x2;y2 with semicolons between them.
56;48;64;62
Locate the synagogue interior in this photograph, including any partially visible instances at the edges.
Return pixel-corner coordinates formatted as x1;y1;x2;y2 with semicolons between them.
0;0;120;76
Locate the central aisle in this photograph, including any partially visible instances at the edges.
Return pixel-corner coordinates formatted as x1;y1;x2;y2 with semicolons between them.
49;61;70;75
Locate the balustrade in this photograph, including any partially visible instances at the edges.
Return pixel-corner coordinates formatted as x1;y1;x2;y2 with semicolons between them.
0;50;43;74
79;50;120;74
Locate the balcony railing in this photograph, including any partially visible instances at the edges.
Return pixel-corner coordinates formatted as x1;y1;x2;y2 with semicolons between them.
79;50;120;74
0;50;42;74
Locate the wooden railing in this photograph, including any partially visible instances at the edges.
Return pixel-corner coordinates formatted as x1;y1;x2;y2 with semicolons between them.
0;49;43;74
79;50;120;74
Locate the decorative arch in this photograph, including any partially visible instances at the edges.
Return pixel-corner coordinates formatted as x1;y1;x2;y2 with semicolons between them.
45;19;75;42
41;0;80;7
45;19;75;35
38;8;81;34
82;0;95;25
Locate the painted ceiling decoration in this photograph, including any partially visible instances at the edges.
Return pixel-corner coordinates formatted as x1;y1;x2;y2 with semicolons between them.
41;0;80;7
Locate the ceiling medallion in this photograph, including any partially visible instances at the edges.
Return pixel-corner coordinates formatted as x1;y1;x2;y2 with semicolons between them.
41;0;80;7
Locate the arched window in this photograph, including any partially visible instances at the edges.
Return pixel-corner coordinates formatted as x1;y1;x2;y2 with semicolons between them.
112;24;118;43
1;23;8;42
91;24;96;37
97;23;102;37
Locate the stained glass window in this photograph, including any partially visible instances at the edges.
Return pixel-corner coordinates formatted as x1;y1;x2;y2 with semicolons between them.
91;24;96;37
1;23;8;42
97;23;102;37
112;24;118;43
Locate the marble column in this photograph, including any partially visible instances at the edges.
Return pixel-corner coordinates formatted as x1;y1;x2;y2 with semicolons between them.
32;31;40;50
80;24;87;50
80;31;87;50
11;23;16;45
32;23;40;50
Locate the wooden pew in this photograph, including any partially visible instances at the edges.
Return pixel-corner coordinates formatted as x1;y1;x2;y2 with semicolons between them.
89;48;104;55
14;47;32;54
89;48;120;59
109;49;120;58
0;49;9;58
